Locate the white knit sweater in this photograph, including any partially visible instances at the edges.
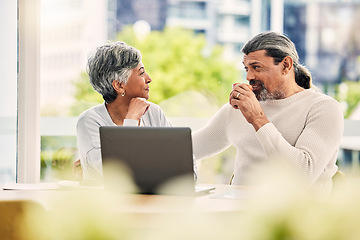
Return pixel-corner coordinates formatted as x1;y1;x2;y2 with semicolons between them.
193;89;344;194
76;102;172;183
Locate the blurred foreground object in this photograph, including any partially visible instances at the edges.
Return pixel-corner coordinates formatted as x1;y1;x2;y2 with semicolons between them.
0;200;46;240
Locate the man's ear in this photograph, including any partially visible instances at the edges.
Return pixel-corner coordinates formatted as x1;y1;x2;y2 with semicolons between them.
282;56;293;75
111;80;124;93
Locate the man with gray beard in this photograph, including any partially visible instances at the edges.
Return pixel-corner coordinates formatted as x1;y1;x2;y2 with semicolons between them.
192;31;344;196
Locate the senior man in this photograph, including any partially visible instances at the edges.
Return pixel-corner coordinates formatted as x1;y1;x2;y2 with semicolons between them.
192;31;344;195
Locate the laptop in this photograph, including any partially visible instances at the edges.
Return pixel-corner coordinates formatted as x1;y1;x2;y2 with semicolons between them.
100;126;214;195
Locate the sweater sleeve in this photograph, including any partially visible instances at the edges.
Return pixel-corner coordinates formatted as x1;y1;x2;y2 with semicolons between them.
255;98;344;186
157;106;172;127
192;104;231;160
123;119;138;126
76;114;103;183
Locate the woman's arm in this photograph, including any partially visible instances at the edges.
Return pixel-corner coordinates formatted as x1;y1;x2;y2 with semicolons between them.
76;112;103;184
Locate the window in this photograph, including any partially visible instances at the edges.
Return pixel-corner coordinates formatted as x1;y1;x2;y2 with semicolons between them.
0;1;17;183
39;0;109;181
168;1;207;19
4;0;359;185
0;0;41;184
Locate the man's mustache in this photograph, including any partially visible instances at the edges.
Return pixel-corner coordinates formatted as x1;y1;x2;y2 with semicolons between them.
249;79;262;86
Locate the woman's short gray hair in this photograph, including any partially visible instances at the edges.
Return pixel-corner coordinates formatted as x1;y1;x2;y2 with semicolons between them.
87;41;142;103
242;31;312;89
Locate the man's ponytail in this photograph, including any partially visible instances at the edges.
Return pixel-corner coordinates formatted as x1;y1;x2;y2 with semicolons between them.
294;64;312;89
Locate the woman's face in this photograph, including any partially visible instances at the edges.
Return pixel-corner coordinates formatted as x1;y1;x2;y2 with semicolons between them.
124;62;152;100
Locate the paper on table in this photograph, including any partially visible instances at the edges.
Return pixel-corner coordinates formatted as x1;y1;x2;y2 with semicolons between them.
2;182;60;190
58;180;104;190
3;181;104;191
209;189;250;200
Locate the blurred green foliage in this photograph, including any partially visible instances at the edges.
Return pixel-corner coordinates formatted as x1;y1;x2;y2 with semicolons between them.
335;80;360;118
69;72;104;117
69;27;240;116
41;136;78;181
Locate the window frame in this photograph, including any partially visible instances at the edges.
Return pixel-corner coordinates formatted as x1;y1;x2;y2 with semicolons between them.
17;0;41;183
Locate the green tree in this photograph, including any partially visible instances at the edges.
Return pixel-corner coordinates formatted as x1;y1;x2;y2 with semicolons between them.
335;80;360;118
69;72;103;116
70;27;240;116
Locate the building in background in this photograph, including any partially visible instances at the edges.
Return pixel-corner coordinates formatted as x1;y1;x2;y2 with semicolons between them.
167;0;360;90
115;0;167;31
39;0;278;113
40;0;168;114
166;0;263;61
40;0;113;115
115;0;265;61
282;1;360;92
40;0;360;112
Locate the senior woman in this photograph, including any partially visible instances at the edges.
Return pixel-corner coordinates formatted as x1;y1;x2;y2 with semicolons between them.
76;41;171;184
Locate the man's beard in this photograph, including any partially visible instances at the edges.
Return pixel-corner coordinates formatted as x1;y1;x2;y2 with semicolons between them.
250;80;285;101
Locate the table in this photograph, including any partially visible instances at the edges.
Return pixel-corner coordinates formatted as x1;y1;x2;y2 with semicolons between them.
0;183;250;239
0;183;249;212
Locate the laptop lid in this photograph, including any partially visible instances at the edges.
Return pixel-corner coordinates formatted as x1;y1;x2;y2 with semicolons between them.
100;126;195;195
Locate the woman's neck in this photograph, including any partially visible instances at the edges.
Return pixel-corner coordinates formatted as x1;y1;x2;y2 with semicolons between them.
105;98;130;125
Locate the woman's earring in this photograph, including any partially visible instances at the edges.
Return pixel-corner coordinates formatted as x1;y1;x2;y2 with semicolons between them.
121;91;125;97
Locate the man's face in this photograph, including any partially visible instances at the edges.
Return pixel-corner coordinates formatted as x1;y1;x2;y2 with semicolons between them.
242;50;286;101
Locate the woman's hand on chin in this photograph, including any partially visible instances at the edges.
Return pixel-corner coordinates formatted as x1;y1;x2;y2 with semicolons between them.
125;98;150;120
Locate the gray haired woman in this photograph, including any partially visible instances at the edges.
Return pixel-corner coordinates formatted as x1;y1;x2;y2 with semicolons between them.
76;41;171;184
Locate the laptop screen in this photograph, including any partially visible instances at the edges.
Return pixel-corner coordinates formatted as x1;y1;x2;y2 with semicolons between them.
99;126;195;195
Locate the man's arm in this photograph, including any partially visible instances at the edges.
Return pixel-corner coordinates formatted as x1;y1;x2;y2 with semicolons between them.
255;98;344;185
192;104;231;160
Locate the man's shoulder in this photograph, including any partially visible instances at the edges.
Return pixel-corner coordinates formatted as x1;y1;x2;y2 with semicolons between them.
304;89;343;116
306;88;339;105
